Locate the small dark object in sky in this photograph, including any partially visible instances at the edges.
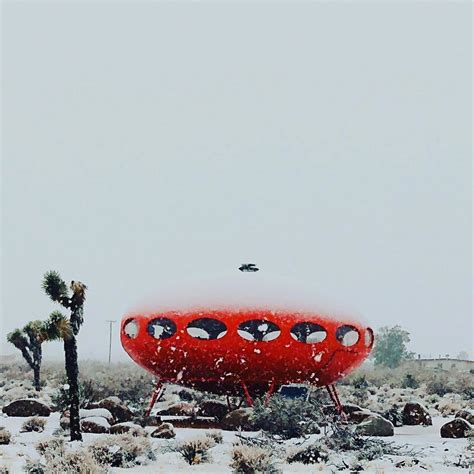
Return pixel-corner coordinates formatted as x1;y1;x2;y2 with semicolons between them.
239;263;259;272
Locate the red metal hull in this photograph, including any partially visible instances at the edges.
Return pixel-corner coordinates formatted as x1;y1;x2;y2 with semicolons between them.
120;308;373;397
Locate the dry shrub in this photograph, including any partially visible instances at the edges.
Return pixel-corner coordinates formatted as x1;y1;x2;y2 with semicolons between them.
21;417;46;433
169;435;215;465
230;444;278;473
88;433;154;468
0;465;9;473
205;430;223;444
0;428;11;445
287;444;329;464
25;438;103;474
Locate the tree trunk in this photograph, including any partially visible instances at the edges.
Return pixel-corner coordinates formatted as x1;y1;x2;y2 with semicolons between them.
64;336;82;441
33;366;41;391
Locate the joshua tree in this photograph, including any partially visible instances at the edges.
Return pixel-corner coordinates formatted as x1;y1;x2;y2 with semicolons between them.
7;321;46;391
42;271;87;442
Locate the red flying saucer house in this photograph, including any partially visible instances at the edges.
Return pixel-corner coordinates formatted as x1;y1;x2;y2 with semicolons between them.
120;266;374;415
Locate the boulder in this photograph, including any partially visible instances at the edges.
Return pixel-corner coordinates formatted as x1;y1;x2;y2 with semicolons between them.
151;422;176;439
97;397;133;423
198;400;229;420
455;409;474;425
348;410;373;424
221;408;255;431
440;418;472;438
402;402;432;426
110;422;147;437
2;399;51;417
80;408;114;424
156;402;195;416
342;403;364;415
80;416;110;434
354;415;394;437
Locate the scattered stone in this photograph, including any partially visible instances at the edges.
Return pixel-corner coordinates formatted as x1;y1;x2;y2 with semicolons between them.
151;422;176;439
440;418;472;438
80;416;111;434
221;408;255;431
110;422;147;436
2;399;52;417
402;402;432;426
156;402;195;417
198;400;229;420
354;414;394;437
455;409;474;425
97;397;133;423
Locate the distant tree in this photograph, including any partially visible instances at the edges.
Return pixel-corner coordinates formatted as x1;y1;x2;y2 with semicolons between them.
457;350;470;360
42;271;87;442
372;325;415;369
7;320;46;391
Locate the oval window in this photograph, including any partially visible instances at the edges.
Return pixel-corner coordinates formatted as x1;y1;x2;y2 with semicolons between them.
186;318;227;340
364;328;374;347
124;319;139;339
290;322;327;343
147;318;176;340
237;320;281;342
336;325;359;347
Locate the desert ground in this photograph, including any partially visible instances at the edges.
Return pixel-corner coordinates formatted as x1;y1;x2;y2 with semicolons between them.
0;360;472;473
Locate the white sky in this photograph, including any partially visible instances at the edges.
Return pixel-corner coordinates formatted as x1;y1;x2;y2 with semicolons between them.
1;1;472;361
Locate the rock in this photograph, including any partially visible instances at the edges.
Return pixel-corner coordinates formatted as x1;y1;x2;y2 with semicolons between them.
342;403;363;415
97;397;133;423
455;409;474;425
2;399;52;417
198;400;229;420
402;402;432;426
382;407;404;427
440;418;472;438
80;408;114;424
80;416;111;434
59;416;70;430
110;422;147;436
151;422;176;439
0;427;12;445
354;414;394;437
156;402;195;416
348;410;373;424
221;408;255;431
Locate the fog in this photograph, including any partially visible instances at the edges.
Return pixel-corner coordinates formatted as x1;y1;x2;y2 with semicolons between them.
1;2;471;362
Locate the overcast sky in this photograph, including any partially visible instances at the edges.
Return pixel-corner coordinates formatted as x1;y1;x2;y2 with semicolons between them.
1;1;472;362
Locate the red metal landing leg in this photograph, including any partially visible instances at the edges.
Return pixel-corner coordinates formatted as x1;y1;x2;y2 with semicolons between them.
325;384;347;421
264;378;276;406
240;380;254;407
145;380;164;417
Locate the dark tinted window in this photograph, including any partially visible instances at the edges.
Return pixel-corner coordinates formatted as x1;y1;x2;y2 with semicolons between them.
147;318;176;340
237;320;281;342
336;325;359;347
290;322;327;343
186;318;227;340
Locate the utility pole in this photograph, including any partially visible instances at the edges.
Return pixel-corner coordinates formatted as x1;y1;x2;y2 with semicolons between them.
106;320;116;364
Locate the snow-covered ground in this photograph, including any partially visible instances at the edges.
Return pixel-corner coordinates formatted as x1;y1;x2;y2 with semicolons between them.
0;413;470;473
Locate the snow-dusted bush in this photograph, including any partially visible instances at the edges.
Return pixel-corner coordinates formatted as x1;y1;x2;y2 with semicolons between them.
426;377;453;397
169;435;215;465
0;466;9;474
88;433;154;468
21;417;46;433
251;396;322;439
287;443;329;464
205;430;223;444
230;444;278;473
26;438;103;474
0;428;11;445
